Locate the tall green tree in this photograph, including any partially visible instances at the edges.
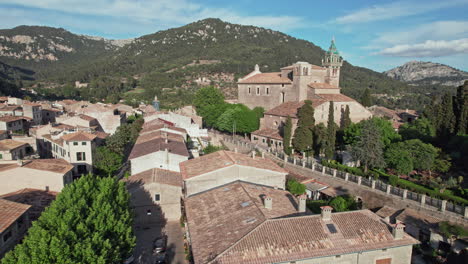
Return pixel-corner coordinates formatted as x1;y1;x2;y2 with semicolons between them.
215;104;259;134
313;123;327;156
384;145;413;175
292;100;315;154
94;147;124;176
325;102;336;159
350;120;386;172
399;117;435;142
454;81;468;134
2;175;135;264
193;86;226;127
283;116;293;155
344;117;400;147
361;88;372;107
342;105;351;129
438;93;456;138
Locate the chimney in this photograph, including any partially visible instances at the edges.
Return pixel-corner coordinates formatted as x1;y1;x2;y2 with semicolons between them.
264;196;272;210
261;152;265;159
234;148;238;153
252;151;256;159
298;195;306;213
392;223;405;240
320;206;333;221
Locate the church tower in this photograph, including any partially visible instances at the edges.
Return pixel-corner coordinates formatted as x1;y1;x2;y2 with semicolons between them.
322;38;343;87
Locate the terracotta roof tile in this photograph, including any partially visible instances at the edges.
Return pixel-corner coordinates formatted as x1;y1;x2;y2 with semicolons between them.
264;101;305;118
129;137;189;159
22;159;74;174
238;72;292;84
179;150;287;180
312;93;356;102
0;116;28;122
61;131;97;142
0;188;57;222
251;128;283;140
0;139;28;151
185;181;301;264
0;198;30;233
308;82;339;89
126;168;182;187
213;210;418;264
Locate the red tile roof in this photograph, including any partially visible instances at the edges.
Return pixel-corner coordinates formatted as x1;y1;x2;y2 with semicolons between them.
212;210;418;264
313;93;356;102
0;116;27;122
185;181;301;264
251;128;283;140
238;72;292;84
126;168;182;187
0;188;57;222
61;131;97;142
0;198;30;233
22;159;74;174
180;150;287;180
264;101;305;118
308;82;339;89
0;139;28;151
129;137;189;160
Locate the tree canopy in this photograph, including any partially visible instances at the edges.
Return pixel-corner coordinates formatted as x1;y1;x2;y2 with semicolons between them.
344;117;400;147
1;175;135;264
292;100;314;154
350;120;386;172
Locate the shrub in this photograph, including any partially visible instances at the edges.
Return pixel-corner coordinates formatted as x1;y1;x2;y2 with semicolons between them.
286;179;306;195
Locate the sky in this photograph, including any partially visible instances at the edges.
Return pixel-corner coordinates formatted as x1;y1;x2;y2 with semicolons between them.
0;0;467;72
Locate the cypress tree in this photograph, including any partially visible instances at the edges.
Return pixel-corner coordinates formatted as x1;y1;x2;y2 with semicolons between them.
361;88;372;107
455;81;468;134
342;105;351;129
438;93;456;138
325;101;336;159
283;116;293;155
292;100;315;155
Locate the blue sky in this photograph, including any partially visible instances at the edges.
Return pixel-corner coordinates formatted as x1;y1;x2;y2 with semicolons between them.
0;0;467;72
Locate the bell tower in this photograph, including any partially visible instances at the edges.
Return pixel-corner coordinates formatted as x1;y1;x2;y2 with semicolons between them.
322;37;343;87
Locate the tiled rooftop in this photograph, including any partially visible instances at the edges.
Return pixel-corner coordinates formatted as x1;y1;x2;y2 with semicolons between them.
61;131;97;142
0;139;28;151
0;188;57;222
21;159;74;174
213;210;418;264
126;168;182;187
0;198;30;233
0;115;27;122
238;72;292;84
179;150;287;180
308;82;339;89
185;181;301;264
251;128;283;140
129;137;189;159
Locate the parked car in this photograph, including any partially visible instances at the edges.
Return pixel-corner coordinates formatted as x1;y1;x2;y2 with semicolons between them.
154;252;166;264
153;235;167;254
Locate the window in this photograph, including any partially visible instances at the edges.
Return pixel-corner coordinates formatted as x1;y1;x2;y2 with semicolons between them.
256;87;260;95
0;153;2;159
76;152;86;161
248;86;251;94
82;142;87;145
17;215;24;229
266;87;270;95
73;142;78;146
262;138;266;143
155;194;161;202
3;229;12;243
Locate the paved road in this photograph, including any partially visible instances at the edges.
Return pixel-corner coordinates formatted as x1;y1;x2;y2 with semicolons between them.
131;205;187;264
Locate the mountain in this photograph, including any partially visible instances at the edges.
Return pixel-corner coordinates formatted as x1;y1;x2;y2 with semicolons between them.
0;19;440;109
384;61;468;87
0;25;118;74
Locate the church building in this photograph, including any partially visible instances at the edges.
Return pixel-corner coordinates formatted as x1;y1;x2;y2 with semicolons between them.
237;39;372;149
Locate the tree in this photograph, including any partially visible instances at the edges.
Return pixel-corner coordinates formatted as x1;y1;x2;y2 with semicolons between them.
2;175;135;264
283;116;293;155
193;86;225;113
350;120;386;172
454;81;468;134
292;100;314;154
329;196;347;212
402;139;438;171
324;101;336;159
399;118;435;142
437;93;456;138
361;88;372;107
344;117;400;148
342;105;351;129
385;144;413;175
286;179;306;195
215;104;259;134
94;147;123;176
313;123;327;156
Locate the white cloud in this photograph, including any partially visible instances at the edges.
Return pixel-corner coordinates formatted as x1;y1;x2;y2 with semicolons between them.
376;38;468;57
334;0;468;24
0;0;306;36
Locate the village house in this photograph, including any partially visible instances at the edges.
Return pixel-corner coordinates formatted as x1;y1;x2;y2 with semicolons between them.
129;130;189;175
41;131;107;175
74;103;126;134
0;116;29;133
0;159;74;194
0;199;30;257
145;111;208;140
126;168;183;221
40;107;61;124
140;118;188;139
185;188;418;264
0;139;32;160
0;105;22;117
368;106;419;130
56;114;104;132
179;150;287;197
22;102;42;125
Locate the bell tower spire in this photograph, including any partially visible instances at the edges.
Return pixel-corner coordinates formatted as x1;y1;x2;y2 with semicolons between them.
322;37;343;87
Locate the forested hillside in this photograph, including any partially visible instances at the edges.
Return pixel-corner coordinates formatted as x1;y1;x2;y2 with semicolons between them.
0;18;454;109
